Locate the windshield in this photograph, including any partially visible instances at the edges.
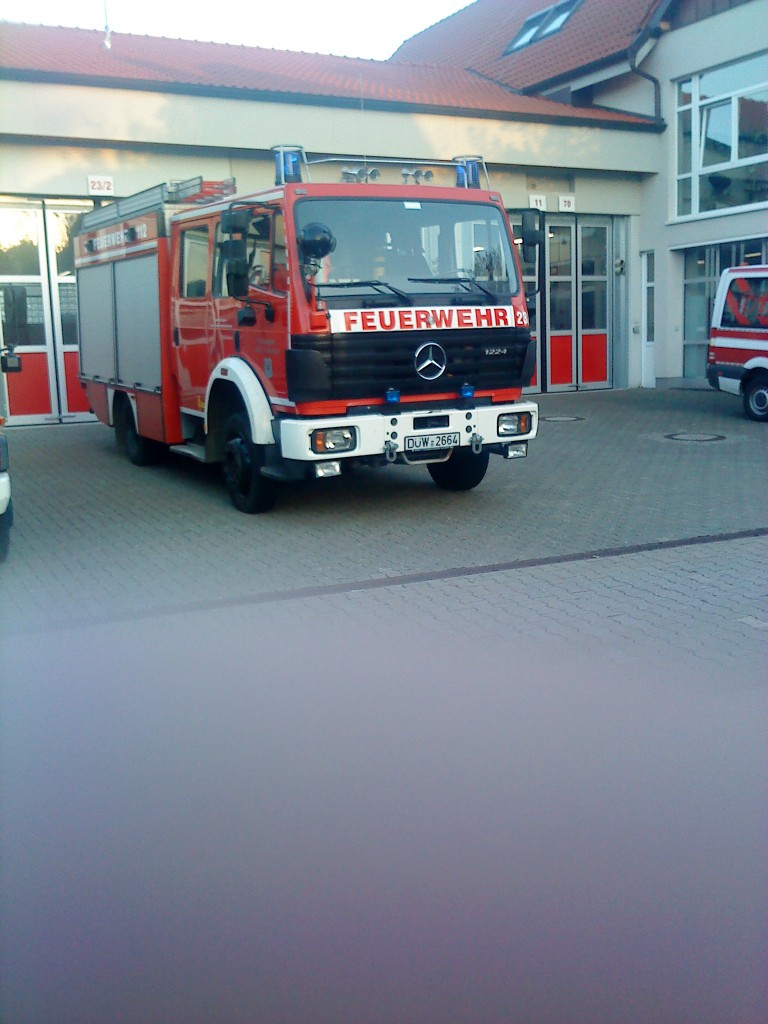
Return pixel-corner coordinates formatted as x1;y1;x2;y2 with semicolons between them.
294;198;519;304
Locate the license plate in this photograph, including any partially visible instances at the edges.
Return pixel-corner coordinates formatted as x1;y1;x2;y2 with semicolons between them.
404;432;460;451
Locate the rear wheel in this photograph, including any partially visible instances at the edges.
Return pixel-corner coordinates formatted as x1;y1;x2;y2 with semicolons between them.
115;394;161;466
427;447;489;491
223;412;277;513
742;375;768;422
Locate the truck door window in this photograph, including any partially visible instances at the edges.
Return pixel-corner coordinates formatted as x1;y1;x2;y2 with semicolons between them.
246;215;272;288
180;225;210;298
214;212;285;297
273;214;287;293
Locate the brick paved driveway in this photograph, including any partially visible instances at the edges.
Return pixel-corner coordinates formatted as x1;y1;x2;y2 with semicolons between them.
1;385;766;1024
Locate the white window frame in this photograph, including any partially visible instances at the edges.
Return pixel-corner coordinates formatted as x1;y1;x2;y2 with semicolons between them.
504;0;581;54
675;53;768;220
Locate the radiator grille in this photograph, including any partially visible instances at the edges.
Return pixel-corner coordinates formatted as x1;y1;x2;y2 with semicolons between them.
290;327;534;401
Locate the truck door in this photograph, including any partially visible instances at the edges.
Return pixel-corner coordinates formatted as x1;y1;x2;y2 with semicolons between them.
174;221;212;415
212;208;289;396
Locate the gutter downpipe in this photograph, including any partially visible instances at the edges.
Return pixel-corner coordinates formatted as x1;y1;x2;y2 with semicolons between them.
627;42;664;126
626;0;678;127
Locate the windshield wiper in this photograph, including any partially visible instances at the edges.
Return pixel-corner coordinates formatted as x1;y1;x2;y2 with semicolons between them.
316;280;413;304
408;275;497;301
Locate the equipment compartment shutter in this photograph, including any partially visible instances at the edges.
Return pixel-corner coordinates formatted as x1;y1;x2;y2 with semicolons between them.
77;264;116;381
115;255;162;390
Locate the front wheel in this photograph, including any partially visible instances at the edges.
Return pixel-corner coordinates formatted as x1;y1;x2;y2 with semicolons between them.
742;375;768;422
223;412;277;513
427;447;489;492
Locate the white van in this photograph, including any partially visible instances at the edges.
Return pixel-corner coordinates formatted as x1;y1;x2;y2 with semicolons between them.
0;421;11;561
706;265;768;421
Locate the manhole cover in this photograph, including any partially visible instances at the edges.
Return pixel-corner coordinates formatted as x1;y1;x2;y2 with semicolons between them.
540;416;585;422
664;432;726;442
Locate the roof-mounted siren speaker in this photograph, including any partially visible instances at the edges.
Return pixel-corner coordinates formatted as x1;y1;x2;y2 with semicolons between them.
273;145;305;185
341;167;381;183
454;156;482;189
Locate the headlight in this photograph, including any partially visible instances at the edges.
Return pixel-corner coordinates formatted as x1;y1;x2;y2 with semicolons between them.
497;412;532;436
310;427;357;454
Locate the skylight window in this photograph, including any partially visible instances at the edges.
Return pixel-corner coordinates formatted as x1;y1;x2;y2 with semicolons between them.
504;0;581;54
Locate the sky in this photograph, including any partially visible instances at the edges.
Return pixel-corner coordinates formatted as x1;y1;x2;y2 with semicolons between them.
6;0;471;60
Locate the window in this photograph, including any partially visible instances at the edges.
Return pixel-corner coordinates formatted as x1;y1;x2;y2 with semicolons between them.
671;0;756;31
180;225;209;298
503;0;580;54
721;276;768;329
676;53;768;217
641;252;655;387
294;197;519;302
213;211;285;297
644;252;655;343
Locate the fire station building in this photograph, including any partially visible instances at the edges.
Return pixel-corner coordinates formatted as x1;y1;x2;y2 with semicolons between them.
0;0;766;424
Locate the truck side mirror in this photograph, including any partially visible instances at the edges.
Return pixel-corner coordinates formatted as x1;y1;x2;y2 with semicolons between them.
221;208;252;235
521;210;543;265
226;263;249;299
221;238;249;298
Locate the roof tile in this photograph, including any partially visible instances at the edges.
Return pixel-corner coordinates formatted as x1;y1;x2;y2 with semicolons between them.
392;0;662;91
0;21;654;126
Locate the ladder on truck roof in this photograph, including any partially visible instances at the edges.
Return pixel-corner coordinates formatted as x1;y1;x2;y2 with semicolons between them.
81;177;237;231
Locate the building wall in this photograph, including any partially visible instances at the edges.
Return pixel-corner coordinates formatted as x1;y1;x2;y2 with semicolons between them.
0;39;676;417
0;78;660;195
592;0;768;376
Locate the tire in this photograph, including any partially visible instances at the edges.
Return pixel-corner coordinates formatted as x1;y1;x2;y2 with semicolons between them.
115;395;161;466
223;411;278;513
742;375;768;422
427;447;489;492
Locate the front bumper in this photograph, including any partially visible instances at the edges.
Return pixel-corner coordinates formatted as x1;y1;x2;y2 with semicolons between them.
0;435;10;517
279;400;538;463
0;472;11;518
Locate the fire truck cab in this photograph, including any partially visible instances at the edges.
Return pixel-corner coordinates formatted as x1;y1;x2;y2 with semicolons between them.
75;148;540;511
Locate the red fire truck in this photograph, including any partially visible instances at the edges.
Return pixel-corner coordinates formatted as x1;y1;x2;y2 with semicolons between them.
75;147;540;512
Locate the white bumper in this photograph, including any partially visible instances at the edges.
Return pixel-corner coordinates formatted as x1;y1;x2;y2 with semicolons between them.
0;471;10;517
279;400;538;462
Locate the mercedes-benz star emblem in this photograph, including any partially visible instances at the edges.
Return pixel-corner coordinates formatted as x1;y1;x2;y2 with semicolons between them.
414;342;447;381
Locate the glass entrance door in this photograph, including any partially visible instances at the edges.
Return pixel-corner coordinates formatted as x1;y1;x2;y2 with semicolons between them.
545;216;612;391
511;215;541;394
0;201;93;424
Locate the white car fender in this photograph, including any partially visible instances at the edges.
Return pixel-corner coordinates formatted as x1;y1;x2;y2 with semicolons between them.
206;358;275;446
743;355;768;373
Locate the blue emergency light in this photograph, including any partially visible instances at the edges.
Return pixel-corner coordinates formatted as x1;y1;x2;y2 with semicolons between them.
455;158;481;189
273;146;303;185
385;388;400;403
461;383;475;398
